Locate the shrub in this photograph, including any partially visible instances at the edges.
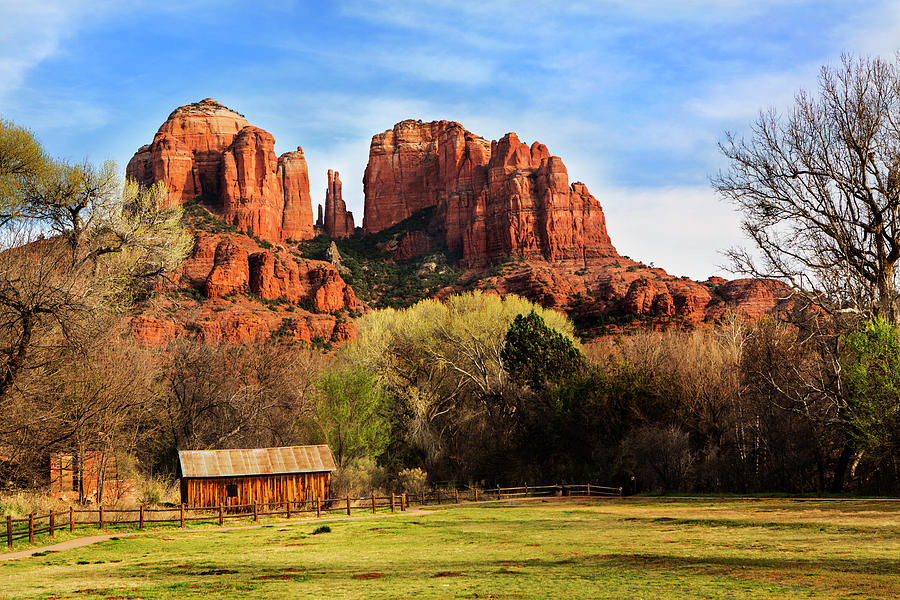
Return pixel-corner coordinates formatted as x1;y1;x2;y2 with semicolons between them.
330;457;387;497
397;467;428;495
136;473;179;506
312;525;331;534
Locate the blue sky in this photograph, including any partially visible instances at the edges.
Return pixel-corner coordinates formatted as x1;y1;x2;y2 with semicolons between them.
1;0;897;278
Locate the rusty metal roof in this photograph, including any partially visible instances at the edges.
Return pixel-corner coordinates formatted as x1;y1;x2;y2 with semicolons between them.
178;445;336;478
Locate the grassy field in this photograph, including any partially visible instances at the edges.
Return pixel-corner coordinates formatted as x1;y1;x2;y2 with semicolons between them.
1;497;898;599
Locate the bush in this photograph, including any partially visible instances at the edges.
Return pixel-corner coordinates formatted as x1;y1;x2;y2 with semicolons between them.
136;473;179;506
330;457;387;497
312;525;331;534
397;467;428;494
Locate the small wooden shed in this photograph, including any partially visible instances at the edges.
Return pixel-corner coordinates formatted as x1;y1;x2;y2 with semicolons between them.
178;445;336;509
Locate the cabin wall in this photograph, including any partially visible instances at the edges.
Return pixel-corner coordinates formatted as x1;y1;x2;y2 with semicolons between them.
182;472;330;508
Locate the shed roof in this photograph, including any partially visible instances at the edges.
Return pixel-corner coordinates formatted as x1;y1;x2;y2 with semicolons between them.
178;445;336;478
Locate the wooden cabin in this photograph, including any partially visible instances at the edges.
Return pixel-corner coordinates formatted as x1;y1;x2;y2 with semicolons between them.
178;445;336;509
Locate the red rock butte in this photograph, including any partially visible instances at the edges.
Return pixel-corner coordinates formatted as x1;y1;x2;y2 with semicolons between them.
126;98;315;242
362;120;618;267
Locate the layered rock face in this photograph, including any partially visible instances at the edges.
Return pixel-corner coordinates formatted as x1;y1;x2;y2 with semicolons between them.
126;99;315;242
319;170;355;238
131;229;363;346
363;120;618;266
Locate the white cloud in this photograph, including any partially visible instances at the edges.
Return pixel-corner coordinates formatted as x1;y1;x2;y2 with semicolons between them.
373;51;496;85
598;184;743;279
835;1;900;58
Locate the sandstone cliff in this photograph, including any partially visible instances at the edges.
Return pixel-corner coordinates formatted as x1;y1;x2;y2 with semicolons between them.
126;98;315;243
126;105;789;344
363;120;617;266
131;225;363;346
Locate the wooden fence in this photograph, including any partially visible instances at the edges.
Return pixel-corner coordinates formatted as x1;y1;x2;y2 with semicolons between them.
3;483;621;549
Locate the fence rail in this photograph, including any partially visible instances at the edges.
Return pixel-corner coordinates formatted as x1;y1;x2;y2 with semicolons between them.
3;482;621;549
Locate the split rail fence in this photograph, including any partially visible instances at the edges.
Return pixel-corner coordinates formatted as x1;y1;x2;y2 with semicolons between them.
4;483;621;549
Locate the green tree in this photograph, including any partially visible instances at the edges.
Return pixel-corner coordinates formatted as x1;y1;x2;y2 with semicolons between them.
841;316;900;458
501;310;583;389
344;292;576;479
0;118;50;226
300;367;390;468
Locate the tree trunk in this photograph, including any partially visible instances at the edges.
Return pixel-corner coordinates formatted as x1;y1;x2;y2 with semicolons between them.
0;312;34;402
830;441;854;493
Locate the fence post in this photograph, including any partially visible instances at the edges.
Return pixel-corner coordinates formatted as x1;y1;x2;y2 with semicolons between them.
474;487;478;502
253;503;258;522
218;505;223;526
437;489;441;505
6;515;11;548
49;509;55;538
99;507;104;531
346;496;351;516
180;504;185;528
497;486;501;500
139;505;145;530
391;493;395;512
372;492;377;514
402;492;406;511
29;513;34;544
316;497;321;519
525;483;528;497
587;483;591;496
69;506;74;533
619;486;623;497
287;500;291;519
421;491;426;506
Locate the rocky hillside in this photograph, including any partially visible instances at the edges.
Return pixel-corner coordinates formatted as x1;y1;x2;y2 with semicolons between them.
126;99;362;345
352;119;789;335
125;101;789;344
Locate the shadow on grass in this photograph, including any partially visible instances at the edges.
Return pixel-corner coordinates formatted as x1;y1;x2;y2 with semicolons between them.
549;552;900;576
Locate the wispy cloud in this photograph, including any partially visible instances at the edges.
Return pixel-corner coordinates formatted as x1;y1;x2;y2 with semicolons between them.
0;2;78;100
683;68;819;122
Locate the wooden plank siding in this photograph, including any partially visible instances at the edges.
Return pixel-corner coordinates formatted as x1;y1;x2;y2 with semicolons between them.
182;472;330;509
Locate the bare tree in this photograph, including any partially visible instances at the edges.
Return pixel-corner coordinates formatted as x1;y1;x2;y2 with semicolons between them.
714;54;900;322
0;117;192;404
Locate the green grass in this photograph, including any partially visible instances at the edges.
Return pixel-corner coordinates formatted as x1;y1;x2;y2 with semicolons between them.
1;498;899;599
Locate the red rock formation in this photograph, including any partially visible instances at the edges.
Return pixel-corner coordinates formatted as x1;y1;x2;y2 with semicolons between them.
204;238;249;298
393;231;431;261
363;120;489;233
362;120;617;266
324;170;355;238
130;229;363;347
182;231;362;311
126;99;314;242
279;147;315;241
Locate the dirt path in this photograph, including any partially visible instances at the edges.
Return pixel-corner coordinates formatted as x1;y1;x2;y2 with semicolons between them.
0;505;437;562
